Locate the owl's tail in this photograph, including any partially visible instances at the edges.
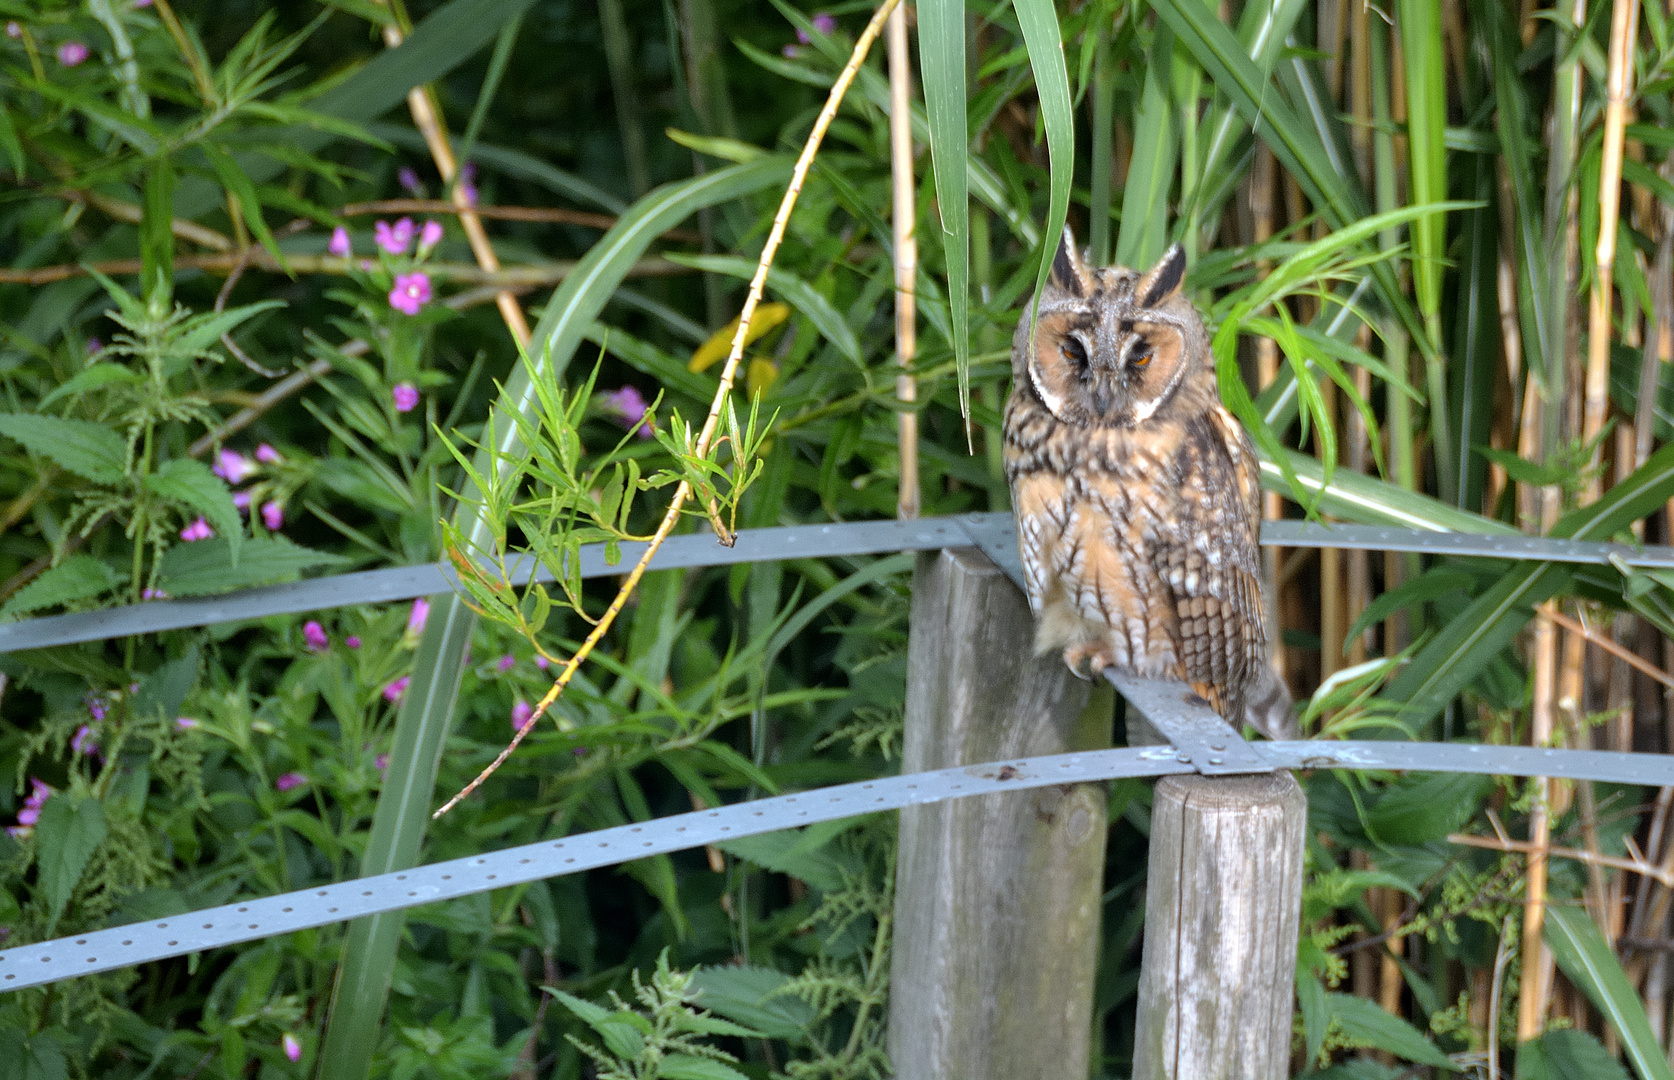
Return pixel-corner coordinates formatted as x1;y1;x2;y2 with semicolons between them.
1242;662;1298;740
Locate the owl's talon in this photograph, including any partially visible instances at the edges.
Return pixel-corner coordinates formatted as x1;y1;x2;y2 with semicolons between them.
1062;645;1113;682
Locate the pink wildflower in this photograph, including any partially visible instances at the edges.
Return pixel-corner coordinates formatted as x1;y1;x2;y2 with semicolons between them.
232;490;252;511
383;676;411;702
87;695;107;722
535;655;550;670
782;44;800;58
57;41;88;66
375;752;389;774
275;772;306;792
812;12;836;33
511;700;533;729
373;217;415;256
328;226;351;258
71;724;98;756
6;22;20;38
175;717;199;730
497;654;515;673
255;443;282;464
345;635;362;649
459;161;479;206
418;220;443;254
179;517;213;542
282;1033;302;1063
214;449;256;484
397;166;422;195
602;386;655;438
261;500;284;531
391;381;421;412
303;621;328;651
87;338;103;354
142;587;169;600
406;597;429;638
388;272;432;316
12;778;52;833
134;0;152;7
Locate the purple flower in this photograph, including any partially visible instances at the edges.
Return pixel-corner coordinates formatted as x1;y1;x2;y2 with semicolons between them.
391;381;421;412
781;43;801;58
142;587;169;600
383;676;410;702
213;449;257;484
133;0;152;8
282;1033;302;1063
57;41;88;66
345;635;362;649
418;220;443;254
14;779;50;831
534;655;550;671
375;752;389;773
232;490;252;511
459;162;479;206
406;597;429;638
812;12;836;34
388;273;432;316
602;386;655;438
87;695;107;722
303;621;328;651
175;717;199;730
497;654;515;673
373;217;415;256
71;724;98;756
179;517;213;542
6;22;21;38
87;337;103;355
255;443;281;464
511;700;533;729
275;772;306;792
328;226;350;258
261;500;284;531
397;166;422;195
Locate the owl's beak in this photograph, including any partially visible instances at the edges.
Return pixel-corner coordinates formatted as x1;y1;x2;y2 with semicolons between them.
1092;384;1115;417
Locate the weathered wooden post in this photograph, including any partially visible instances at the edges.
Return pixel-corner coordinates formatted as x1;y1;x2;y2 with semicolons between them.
1131;771;1306;1079
889;547;1113;1080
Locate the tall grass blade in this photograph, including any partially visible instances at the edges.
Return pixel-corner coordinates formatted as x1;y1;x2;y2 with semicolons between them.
1012;0;1076;330
915;0;971;418
1544;906;1674;1080
315;159;791;1080
1115;21;1175;269
1088;21;1116;265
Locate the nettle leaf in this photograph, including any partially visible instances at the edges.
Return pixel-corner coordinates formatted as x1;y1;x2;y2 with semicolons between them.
655;1055;748;1080
1323;993;1455;1069
144;459;242;566
37;364;145;412
1365;772;1494;847
157;536;346;598
0;414;127;485
0;555;121;620
33;791;107;935
689;966;816;1042
545;990;644;1059
1519;1029;1631;1080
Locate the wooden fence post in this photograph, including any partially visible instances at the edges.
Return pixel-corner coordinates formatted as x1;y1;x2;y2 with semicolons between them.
1132;771;1307;1079
888;547;1113;1080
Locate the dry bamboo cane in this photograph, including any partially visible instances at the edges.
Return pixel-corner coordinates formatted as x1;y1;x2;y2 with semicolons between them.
1519;488;1563;1042
381;22;531;347
434;0;906;818
1249;144;1285;687
888;2;919;521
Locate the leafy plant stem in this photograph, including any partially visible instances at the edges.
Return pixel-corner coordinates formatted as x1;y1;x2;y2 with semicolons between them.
430;0;906;820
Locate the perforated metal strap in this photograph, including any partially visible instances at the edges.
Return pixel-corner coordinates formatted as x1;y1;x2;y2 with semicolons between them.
7;738;1674;993
0;746;1197;992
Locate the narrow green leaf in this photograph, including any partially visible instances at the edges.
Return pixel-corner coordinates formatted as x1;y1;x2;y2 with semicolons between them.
0;414;127;485
656;1056;749;1080
665;254;861;363
916;0;970;417
140;157;175;305
1115;21;1175;269
1323;993;1455;1069
204;146;289;274
1544;906;1674;1080
1013;0;1077;379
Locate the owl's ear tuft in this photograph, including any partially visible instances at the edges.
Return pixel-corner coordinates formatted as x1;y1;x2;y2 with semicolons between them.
1138;244;1186;308
1049;225;1093;298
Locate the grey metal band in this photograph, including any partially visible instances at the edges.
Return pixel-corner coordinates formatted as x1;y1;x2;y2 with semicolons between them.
4;513;1671;653
6;737;1674;994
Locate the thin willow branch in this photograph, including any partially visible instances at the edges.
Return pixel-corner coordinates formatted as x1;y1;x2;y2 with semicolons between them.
1546;606;1674;690
1451;831;1674;887
433;0;906;819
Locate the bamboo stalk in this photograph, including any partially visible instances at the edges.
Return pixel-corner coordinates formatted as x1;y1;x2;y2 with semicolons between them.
888;1;919;522
1518;496;1563;1043
1583;0;1641;498
434;0;906;818
1250;142;1286;685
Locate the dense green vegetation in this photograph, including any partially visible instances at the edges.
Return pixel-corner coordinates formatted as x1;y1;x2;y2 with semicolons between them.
5;0;1674;1075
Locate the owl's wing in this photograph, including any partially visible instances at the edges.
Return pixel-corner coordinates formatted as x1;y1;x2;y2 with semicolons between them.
1165;408;1268;717
1010;472;1068;617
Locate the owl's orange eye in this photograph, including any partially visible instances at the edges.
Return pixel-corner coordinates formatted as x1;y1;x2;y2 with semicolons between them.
1060;337;1089;368
1130;339;1153;367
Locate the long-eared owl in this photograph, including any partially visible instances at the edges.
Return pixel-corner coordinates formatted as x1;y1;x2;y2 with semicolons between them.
1003;228;1275;729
